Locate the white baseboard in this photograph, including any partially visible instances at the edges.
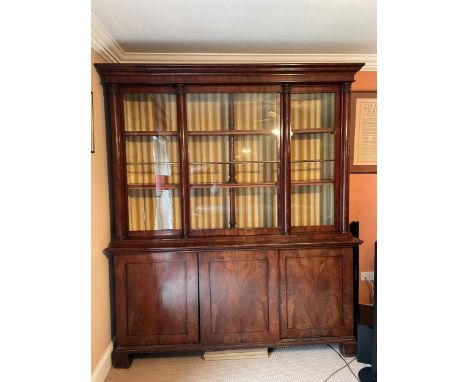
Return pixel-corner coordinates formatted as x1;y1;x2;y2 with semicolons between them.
92;342;113;382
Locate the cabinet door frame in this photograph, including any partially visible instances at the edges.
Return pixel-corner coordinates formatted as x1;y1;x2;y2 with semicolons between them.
114;252;199;346
279;248;353;339
199;250;279;345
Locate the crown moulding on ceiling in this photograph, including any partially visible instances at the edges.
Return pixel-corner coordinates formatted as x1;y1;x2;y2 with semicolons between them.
91;13;376;71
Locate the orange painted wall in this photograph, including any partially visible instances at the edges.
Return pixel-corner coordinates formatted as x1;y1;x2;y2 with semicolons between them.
350;71;377;304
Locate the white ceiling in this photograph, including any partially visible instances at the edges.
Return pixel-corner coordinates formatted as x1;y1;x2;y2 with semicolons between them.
91;0;376;55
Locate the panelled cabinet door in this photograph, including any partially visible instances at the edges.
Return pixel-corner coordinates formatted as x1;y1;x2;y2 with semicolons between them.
280;248;353;339
199;250;279;344
114;252;199;346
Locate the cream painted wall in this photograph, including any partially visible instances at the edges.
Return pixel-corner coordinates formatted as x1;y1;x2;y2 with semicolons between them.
91;49;112;372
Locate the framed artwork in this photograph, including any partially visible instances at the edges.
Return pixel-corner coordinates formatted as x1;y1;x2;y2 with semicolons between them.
349;91;377;173
91;91;95;153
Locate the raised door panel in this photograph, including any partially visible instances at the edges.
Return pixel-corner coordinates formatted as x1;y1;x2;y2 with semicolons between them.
114;252;198;346
199;250;279;344
280;248;353;339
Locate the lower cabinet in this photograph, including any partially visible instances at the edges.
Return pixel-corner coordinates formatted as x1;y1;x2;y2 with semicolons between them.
279;248;354;339
114;252;199;346
113;247;354;351
199;250;279;344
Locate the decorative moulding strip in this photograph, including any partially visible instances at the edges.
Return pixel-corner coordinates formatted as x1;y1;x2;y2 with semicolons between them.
91;14;377;71
91;13;124;63
120;53;377;71
91;341;113;382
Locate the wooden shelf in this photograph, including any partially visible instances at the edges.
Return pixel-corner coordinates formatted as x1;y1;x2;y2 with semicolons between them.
127;162;179;165
291;128;334;134
291;180;334;186
188;130;277;136
125;131;179;136
128;183;179;190
190;182;277;189
291;159;334;163
190;160;279;165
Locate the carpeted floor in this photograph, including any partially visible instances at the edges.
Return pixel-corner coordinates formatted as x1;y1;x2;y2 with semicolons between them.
105;344;370;382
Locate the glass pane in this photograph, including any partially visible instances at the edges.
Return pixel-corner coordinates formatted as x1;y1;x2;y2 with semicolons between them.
126;136;180;185
188;135;278;184
291;93;335;130
188;136;229;183
128;188;181;231
187;92;280;231
123;93;177;132
291;133;334;182
190;188;229;229
291;162;333;182
291;185;334;226
186;93;280;132
233;93;280;131
236;187;277;228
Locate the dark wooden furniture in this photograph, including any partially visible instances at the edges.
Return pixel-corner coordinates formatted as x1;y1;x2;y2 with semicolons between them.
95;63;364;368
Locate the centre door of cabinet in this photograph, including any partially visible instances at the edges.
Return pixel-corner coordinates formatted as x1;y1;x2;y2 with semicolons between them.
199;250;279;344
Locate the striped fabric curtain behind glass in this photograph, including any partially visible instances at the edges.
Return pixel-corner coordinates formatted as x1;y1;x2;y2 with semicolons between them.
123;93;177;131
123;93;181;231
291;93;335;226
291;93;335;130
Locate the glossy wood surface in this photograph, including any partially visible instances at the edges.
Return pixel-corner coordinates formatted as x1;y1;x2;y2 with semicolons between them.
340;83;351;232
176;85;191;237
280;248;353;339
282;84;291;234
114;252;199;346
199;250;279;344
107;84;126;238
95;63;364;85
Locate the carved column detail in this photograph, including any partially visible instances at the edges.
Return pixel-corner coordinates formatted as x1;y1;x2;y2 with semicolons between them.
282;84;291;234
340;82;352;232
176;84;190;237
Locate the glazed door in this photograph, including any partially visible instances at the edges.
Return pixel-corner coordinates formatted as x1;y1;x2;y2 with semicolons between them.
279;248;353;339
114;252;199;346
199;250;279;344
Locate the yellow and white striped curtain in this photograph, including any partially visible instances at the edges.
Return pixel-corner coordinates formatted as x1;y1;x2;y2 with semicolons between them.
290;133;334;182
124;93;181;231
291;93;335;130
290;93;335;226
123;92;335;230
187;93;279;229
127;189;181;231
123;93;177;131
291;185;334;226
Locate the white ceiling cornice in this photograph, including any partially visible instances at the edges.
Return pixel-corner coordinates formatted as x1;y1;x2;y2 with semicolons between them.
91;13;123;63
91;13;376;71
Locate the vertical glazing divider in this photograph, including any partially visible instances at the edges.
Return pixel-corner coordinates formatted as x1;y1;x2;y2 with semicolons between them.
176;84;190;237
228;93;237;228
282;84;291;234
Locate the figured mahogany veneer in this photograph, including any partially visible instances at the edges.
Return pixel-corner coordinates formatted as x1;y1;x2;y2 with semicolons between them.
199;250;279;344
280;248;353;339
96;63;364;368
114;252;199;347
